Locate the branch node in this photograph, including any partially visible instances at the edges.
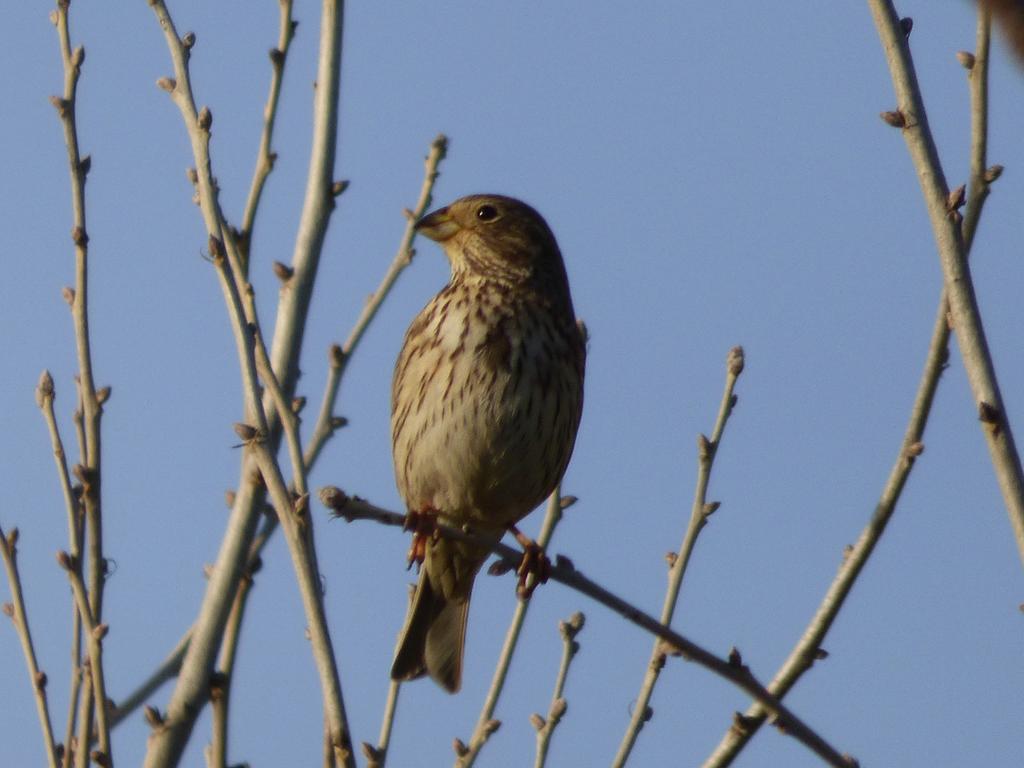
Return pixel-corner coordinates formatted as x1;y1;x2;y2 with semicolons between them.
272;261;294;282
36;370;55;407
553;553;575;571
197;106;213;132
56;550;75;572
361;742;382;762
232;422;259;443
558;611;585;640
319;486;350;515
727;345;745;376
979;401;1002;434
946;184;966;216
879;109;906;128
697;433;712;462
904;441;925;458
731;711;756;735
143;705;165;729
48;95;70;117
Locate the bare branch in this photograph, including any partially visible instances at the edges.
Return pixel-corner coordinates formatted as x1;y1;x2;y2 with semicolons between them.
57;550;112;765
321;489;859;768
305;133;449;471
701;14;999;763
0;525;59;768
51;3;108;758
533;613;584;768
109;630;190;728
963;6;993;254
249;444;351;765
239;0;297;270
364;681;401;768
868;0;1024;566
456;489;569;767
613;347;743;766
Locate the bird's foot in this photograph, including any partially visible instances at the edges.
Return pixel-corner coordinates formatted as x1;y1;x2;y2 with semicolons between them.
510;526;550;599
404;507;438;570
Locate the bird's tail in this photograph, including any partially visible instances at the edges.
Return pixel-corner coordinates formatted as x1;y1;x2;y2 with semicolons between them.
391;560;471;693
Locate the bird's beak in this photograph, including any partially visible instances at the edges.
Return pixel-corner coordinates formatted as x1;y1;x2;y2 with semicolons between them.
414;207;460;242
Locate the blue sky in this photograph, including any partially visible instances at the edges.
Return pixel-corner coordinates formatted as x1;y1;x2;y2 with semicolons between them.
2;2;1024;766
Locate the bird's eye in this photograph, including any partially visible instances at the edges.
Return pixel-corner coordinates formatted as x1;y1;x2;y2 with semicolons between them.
476;204;499;222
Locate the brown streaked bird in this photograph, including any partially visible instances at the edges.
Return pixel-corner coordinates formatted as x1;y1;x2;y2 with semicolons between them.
390;194;585;692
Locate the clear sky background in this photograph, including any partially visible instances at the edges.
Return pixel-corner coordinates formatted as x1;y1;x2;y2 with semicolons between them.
2;2;1024;766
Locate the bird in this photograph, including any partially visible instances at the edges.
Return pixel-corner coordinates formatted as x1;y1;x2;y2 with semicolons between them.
389;194;585;692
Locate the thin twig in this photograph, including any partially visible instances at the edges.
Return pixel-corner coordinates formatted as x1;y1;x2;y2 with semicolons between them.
962;6;992;255
701;10;1000;766
109;630;191;728
532;613;584;768
62;608;82;768
249;442;351;766
320;489;859;768
57;551;112;766
239;0;296;272
868;0;1024;566
0;525;60;768
50;4;109;760
364;681;401;768
53;0;105;625
208;582;247;768
143;5;292;764
456;489;570;767
35;372;87;767
144;3;350;759
304;133;449;471
613;347;743;767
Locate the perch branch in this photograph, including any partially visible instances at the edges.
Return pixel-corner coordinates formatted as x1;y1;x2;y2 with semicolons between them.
320;489;859;768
